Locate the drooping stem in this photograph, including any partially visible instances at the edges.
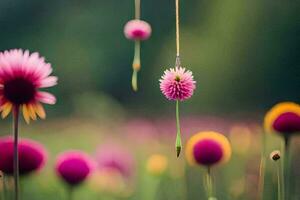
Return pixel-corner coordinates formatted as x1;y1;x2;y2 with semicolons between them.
175;0;180;56
175;100;182;157
135;0;140;19
132;40;141;91
13;105;20;200
258;133;266;200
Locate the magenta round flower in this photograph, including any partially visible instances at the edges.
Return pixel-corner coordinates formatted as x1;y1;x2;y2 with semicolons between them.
273;112;300;133
96;143;134;178
193;140;223;165
0;49;57;123
186;132;232;167
55;150;95;186
160;67;196;101
124;19;152;41
0;136;47;175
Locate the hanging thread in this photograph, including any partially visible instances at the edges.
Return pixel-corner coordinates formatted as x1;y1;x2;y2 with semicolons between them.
175;0;180;57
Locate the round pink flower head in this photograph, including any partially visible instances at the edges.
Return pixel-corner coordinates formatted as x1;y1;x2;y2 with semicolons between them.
96;143;135;179
124;19;152;41
55;150;96;186
0;136;47;176
160;67;196;101
0;49;57;123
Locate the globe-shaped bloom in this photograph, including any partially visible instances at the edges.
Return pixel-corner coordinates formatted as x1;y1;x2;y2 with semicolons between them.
95;143;134;179
146;154;168;176
185;131;232;167
160;67;196;101
264;102;300;135
124;19;152;41
0;136;47;175
55;151;95;186
0;49;57;123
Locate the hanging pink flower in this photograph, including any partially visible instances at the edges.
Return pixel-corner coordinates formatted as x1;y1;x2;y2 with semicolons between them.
160;67;196;101
0;49;57;123
124;19;152;91
0;136;47;175
159;66;196;157
55;150;96;186
124;19;152;41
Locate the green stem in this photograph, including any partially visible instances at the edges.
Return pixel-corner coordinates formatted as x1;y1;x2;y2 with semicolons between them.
132;41;140;92
175;100;182;157
13;106;19;200
276;162;282;200
1;173;6;200
258;132;266;200
67;187;73;200
131;70;138;92
204;168;214;199
133;40;140;67
283;136;290;200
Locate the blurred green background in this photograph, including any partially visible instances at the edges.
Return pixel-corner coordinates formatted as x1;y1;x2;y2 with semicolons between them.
0;0;300;200
0;0;299;118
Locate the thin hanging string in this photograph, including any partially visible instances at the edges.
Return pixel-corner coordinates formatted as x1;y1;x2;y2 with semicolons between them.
175;0;180;57
135;0;140;19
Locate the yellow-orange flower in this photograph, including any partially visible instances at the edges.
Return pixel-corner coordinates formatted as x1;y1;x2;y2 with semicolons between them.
146;154;168;176
185;131;232;167
264;102;300;135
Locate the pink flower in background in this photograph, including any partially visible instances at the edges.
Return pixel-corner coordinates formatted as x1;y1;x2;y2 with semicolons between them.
124;118;159;143
160;67;196;101
96;143;134;179
124;19;152;41
55;150;96;186
0;49;57;123
0;136;47;175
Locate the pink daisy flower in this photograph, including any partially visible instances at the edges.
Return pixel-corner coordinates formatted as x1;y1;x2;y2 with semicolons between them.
0;49;57;123
124;19;152;41
160;67;196;101
55;150;96;186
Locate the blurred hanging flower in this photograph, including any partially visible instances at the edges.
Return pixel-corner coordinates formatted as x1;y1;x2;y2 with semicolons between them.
160;67;196;101
159;67;196;157
264;102;300;135
185;131;231;167
146;154;168;176
0;136;47;175
124;19;152;91
0;49;57;123
124;19;152;41
95;143;134;179
55;150;96;186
